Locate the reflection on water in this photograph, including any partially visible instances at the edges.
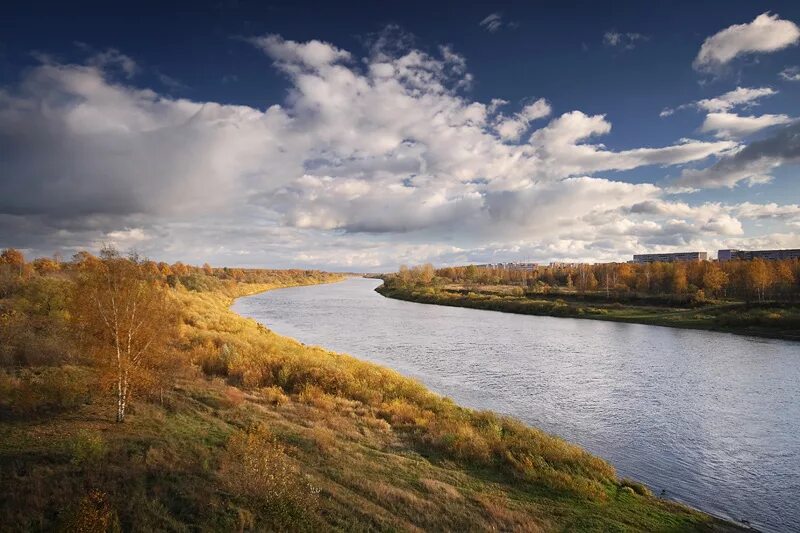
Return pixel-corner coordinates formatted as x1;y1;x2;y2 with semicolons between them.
233;277;800;533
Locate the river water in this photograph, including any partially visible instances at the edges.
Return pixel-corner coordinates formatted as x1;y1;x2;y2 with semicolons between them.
232;277;800;532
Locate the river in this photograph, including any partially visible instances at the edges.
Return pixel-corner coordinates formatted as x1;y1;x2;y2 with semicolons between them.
232;277;800;532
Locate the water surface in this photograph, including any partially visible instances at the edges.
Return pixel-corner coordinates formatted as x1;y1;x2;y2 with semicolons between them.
233;277;799;532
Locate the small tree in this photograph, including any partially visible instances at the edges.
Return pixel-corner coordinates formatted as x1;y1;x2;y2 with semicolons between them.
71;247;178;422
1;248;25;276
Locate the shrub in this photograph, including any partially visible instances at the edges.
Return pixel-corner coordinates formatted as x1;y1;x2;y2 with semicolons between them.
260;385;290;406
222;386;246;408
0;366;93;416
380;398;427;426
59;489;121;533
619;478;652;497
66;430;108;466
309;426;336;455
425;418;492;463
298;384;336;411
218;424;320;528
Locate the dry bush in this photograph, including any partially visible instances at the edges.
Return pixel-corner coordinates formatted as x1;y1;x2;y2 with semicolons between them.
222;386;246;408
379;398;434;427
297;384;336;411
361;415;392;434
309;425;336;455
259;385;290;406
218;424;320;528
192;341;229;377
425;417;492;463
0;366;94;416
59;489;121;533
620;478;653;497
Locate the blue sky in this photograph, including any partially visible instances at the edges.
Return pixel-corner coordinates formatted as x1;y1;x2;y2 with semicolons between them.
1;1;799;269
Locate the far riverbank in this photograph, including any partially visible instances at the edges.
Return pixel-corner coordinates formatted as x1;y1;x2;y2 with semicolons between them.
376;283;800;341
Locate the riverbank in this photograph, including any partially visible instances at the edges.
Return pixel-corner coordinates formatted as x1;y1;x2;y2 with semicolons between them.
376;283;800;341
1;268;746;531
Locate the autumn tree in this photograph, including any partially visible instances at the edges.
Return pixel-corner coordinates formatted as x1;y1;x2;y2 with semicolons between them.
671;264;688;294
702;263;728;299
32;257;60;275
70;247;178;422
617;263;635;291
1;248;25;276
172;261;189;277
417;263;435;285
575;265;597;292
774;261;795;301
746;259;772;302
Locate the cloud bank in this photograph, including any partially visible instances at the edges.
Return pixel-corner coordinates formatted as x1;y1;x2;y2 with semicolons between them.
0;30;797;269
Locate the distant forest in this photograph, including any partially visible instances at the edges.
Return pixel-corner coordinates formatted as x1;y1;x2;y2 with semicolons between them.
389;259;800;303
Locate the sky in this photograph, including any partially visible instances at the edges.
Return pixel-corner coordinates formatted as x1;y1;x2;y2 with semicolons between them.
1;0;800;271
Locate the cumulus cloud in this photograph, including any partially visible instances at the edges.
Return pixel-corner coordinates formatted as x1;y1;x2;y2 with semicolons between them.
0;32;795;268
694;12;800;73
677;121;800;188
0;62;301;219
494;98;551;141
527;111;734;180
83;47;139;78
700;111;793;139
248;34;351;69
735;202;800;226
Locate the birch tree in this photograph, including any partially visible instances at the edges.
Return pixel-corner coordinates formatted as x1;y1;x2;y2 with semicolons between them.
71;247;177;422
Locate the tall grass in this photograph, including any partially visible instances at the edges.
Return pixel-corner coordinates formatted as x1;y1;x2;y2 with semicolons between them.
178;281;617;500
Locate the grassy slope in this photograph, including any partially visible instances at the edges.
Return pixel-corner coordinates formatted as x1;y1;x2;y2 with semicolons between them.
0;276;745;532
377;284;800;341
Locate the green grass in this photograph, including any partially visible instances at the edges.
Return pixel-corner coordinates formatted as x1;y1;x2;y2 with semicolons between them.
378;284;800;341
0;274;747;531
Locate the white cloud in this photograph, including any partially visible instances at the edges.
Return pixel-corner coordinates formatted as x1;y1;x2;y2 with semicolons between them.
780;66;800;81
696;86;776;112
494;98;551;141
603;31;647;50
694;12;800;73
660;86;776;120
249;34;351;69
480;13;504;33
1;30;796;268
735;202;800;226
677;121;800;188
527;111;735;180
700;111;793;139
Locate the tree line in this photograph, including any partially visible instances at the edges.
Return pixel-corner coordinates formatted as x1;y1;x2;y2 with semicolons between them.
390;258;800;302
1;247;334;422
